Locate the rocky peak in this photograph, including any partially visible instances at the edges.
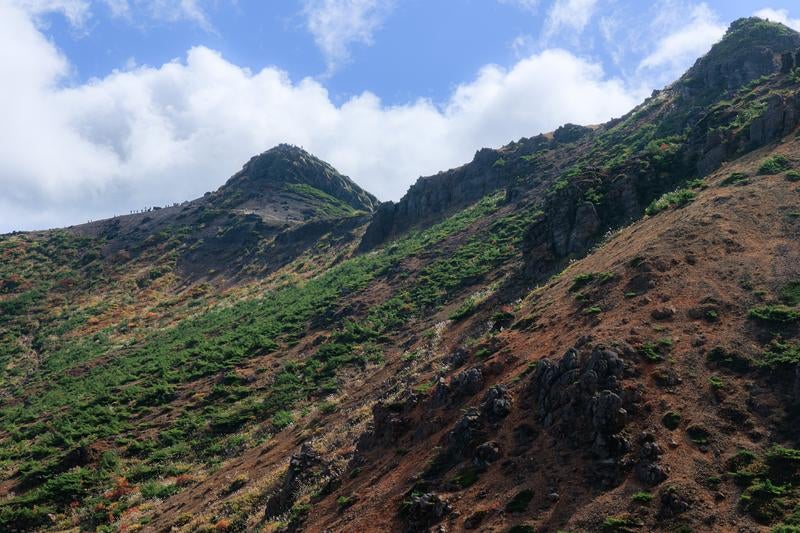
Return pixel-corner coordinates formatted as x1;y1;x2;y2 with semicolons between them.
216;144;379;213
679;17;800;99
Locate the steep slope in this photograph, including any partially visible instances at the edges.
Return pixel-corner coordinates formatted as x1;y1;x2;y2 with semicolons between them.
0;16;800;533
71;144;377;282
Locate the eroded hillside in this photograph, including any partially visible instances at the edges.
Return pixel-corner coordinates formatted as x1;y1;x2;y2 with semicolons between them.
1;16;800;533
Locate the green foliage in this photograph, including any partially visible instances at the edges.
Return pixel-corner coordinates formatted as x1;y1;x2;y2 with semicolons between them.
271;410;294;430
760;339;800;369
141;481;181;500
645;188;697;216
709;375;725;390
449;298;477;321
786;170;800;182
284;183;362;218
780;282;800;306
741;479;789;524
758;155;792;175
453;467;480;489
569;271;615;292
721;172;750;186
639;342;666;363
602;515;640;532
631;491;653;504
337;495;355;509
749;305;800;323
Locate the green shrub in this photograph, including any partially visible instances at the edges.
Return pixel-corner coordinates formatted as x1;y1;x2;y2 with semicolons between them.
271;410;294;430
602;515;641;532
787;170;800;182
760;340;800;369
631;491;653;503
780;282;800;306
337;495;355;509
449;298;476;321
758;155;792;175
645;188;696;215
453;467;480;489
722;172;750;186
741;479;788;523
141;481;180;500
749;305;800;323
569;271;615;292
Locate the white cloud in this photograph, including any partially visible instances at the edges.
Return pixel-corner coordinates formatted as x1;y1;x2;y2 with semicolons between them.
143;0;213;31
302;0;394;75
543;0;598;38
498;0;540;12
0;2;644;232
12;0;91;27
754;8;800;31
103;0;131;18
638;2;725;82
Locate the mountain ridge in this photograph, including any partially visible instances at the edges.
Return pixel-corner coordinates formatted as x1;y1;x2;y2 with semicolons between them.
1;16;800;533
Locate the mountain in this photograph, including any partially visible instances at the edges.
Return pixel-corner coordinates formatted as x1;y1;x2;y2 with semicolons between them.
1;17;800;533
69;144;378;282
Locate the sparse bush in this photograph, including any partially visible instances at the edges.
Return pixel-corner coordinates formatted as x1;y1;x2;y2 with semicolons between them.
786;170;800;182
631;491;653;504
645;188;697;215
758;155;792;175
721;172;750;186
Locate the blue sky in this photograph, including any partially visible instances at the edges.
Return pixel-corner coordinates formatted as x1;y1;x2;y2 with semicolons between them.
2;0;799;231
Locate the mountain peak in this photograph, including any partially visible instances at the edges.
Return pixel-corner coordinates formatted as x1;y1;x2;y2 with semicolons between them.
216;144;379;214
679;17;800;98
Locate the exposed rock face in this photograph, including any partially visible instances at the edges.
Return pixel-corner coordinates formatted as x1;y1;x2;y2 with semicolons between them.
356;393;419;453
474;441;502;467
635;432;668;485
265;443;334;519
480;384;512;422
527;346;635;484
359;147;510;250
679;18;800;98
402;492;452;532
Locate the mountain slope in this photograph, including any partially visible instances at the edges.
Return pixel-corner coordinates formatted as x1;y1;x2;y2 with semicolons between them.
1;16;800;533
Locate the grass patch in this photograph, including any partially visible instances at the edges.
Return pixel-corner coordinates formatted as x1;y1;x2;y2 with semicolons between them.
645;187;697;216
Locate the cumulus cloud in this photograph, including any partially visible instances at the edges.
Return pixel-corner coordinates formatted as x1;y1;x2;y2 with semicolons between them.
638;2;725;81
302;0;394;75
754;8;800;31
0;2;644;232
543;0;598;38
